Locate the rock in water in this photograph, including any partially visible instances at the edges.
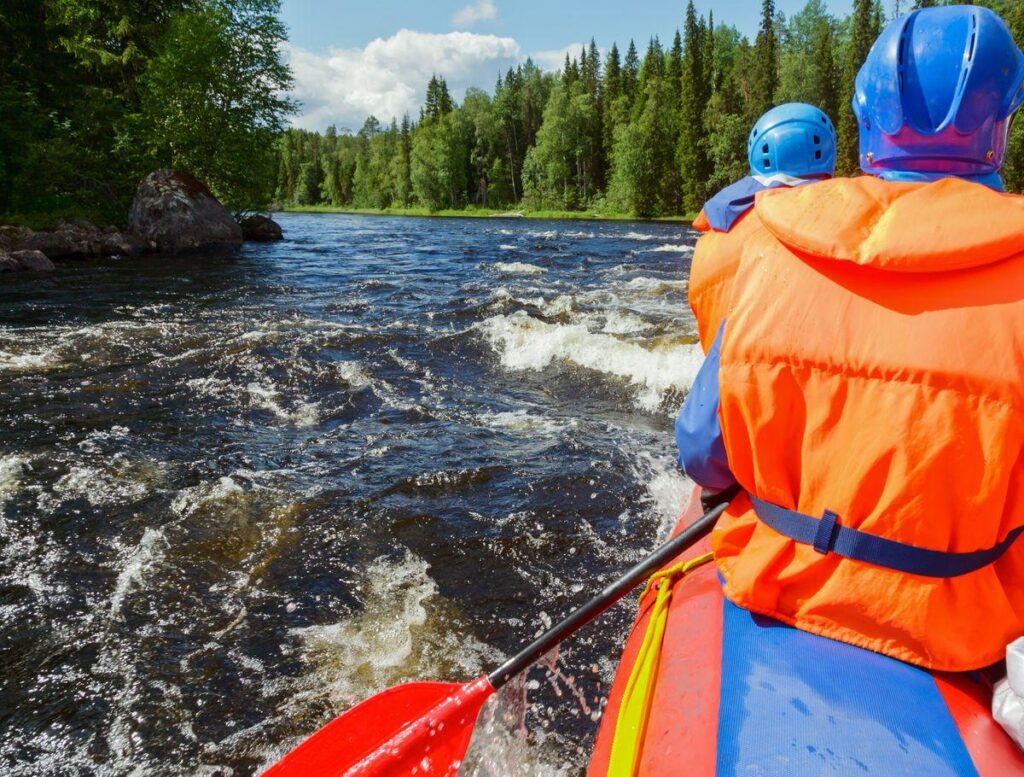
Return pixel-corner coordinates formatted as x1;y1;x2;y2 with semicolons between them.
0;250;55;273
240;215;284;242
129;170;242;254
100;231;147;257
0;225;32;252
19;229;86;260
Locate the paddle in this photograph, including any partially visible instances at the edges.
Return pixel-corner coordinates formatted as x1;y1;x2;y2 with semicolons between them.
265;500;728;777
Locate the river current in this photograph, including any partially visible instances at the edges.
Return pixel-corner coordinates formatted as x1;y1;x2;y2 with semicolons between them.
0;213;702;775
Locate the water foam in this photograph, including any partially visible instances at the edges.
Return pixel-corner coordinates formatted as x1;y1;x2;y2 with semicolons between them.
108;527;166;618
601;310;648;335
0;349;61;372
647;243;694;254
283;552;574;776
631;452;695;538
477;410;574;436
50;462;155;507
492;262;546;276
478;312;704;412
246;382;320;427
334;360;374;389
171;476;245;517
0;454;28;505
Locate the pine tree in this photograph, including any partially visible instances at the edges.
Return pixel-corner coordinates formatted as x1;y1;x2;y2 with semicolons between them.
679;1;712;212
623;40;641;110
602;43;624;179
703;12;716;93
636;37;665;118
398;113;413;206
424;76;454;123
837;0;877;175
668;31;684;105
749;0;779;124
777;0;839;123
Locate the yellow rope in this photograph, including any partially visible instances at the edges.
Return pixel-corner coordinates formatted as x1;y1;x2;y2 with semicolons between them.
606;552;714;777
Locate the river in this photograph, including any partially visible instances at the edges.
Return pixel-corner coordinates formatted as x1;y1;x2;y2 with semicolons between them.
0;213;702;775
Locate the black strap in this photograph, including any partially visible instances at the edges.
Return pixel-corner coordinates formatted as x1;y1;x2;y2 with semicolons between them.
749;494;1024;578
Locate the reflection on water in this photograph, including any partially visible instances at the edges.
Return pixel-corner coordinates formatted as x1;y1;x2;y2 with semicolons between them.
0;213;699;775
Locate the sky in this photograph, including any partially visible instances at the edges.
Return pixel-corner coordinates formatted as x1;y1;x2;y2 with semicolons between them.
280;0;860;133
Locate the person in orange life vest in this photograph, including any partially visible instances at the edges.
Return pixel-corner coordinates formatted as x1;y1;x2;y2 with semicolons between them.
677;4;1024;672
689;103;837;353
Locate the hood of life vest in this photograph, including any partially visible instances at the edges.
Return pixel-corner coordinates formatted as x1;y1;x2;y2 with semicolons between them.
755;176;1024;273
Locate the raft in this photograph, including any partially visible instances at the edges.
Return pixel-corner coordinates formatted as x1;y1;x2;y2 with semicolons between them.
588;486;1024;777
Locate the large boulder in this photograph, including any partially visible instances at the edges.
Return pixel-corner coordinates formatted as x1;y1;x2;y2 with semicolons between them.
0;225;32;252
128;170;242;254
240;214;283;242
0;250;55;273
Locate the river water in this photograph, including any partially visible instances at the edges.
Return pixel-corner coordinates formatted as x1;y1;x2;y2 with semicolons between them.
0;213;702;776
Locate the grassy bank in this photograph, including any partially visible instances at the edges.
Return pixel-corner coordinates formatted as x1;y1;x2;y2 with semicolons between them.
283;205;696;223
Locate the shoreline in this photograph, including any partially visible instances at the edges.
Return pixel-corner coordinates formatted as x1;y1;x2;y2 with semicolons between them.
281;205;697;224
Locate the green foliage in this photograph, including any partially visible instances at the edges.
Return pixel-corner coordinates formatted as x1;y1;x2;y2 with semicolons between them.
135;0;296;212
267;0;1024;217
411;111;471;211
679;2;712;213
749;0;780;123
608;67;679;217
837;0;879;175
1;0;295;223
777;0;840;122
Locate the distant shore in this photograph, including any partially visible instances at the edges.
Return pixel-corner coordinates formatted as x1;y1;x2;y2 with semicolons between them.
282;205;697;224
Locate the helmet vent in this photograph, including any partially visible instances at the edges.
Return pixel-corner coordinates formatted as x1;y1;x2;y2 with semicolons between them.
815;150;822;160
762;144;769;154
897;23;909;94
813;135;821;145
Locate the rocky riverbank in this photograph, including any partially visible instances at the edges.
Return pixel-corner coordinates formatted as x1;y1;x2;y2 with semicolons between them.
1;170;283;274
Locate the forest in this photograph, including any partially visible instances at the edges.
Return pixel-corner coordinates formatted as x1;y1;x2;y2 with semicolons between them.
275;0;1024;218
0;0;294;225
3;1;1023;225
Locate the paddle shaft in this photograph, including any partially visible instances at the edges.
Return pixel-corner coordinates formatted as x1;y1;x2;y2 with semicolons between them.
486;500;727;689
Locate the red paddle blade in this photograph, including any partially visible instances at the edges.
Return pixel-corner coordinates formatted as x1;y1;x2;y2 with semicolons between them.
264;676;495;777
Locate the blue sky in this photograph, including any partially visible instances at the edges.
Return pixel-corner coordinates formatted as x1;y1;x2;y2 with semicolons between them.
280;0;863;132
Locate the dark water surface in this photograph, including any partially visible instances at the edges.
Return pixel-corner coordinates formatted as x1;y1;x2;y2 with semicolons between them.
0;213;702;775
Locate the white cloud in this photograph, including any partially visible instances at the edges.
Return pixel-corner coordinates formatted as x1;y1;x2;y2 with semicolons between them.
452;0;497;29
529;42;588;72
286;29;521;131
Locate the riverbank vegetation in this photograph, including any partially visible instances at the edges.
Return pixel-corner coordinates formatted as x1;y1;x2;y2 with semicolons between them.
274;0;1024;219
3;1;1022;227
1;0;294;224
288;205;696;222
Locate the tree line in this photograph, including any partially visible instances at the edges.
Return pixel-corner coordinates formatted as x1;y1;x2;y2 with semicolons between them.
1;0;294;223
3;1;1021;225
274;0;1024;218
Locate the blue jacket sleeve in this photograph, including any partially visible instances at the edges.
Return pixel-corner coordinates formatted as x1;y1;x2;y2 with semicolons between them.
675;323;737;492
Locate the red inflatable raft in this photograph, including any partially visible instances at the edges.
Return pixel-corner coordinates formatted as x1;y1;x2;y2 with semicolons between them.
588;486;1024;777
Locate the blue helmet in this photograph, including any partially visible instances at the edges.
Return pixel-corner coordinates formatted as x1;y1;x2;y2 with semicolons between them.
854;6;1024;178
747;103;837;179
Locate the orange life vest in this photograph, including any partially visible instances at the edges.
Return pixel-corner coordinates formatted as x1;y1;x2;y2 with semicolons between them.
712;176;1024;671
689;208;763;353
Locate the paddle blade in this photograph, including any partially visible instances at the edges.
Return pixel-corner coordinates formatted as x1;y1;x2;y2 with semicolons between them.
264;676;495;777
